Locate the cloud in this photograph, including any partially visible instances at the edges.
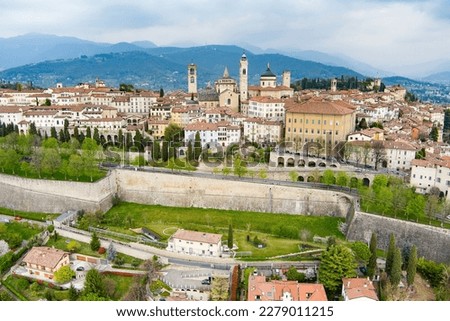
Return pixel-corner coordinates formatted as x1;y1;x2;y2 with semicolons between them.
0;0;449;72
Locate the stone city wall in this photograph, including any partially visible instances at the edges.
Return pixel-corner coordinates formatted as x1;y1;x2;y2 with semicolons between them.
347;211;450;263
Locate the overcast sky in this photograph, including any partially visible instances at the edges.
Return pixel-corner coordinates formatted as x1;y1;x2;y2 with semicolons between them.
1;0;449;73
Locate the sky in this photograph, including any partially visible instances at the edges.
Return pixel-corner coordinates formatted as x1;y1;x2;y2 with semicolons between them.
1;0;450;74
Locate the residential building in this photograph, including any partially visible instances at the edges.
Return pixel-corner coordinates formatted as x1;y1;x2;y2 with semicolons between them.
410;157;450;197
347;128;385;142
184;121;240;147
248;65;294;99
342;278;378;301
22;247;70;280
247;96;285;122
284;98;356;152
243;117;283;144
248;275;327;301
167;229;222;257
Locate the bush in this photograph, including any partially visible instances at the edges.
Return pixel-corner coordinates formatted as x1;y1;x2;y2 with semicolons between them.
98;247;106;254
417;258;446;288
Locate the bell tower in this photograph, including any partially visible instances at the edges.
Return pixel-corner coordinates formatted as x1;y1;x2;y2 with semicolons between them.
239;53;248;101
188;63;197;94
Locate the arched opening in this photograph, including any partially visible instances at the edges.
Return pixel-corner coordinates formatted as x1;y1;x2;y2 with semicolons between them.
298;176;304;182
287;158;295;167
307;176;315;182
298;159;305;167
107;135;112;142
277;157;284;167
382;160;388;168
318;162;326;167
113;135;118;144
307;161;316;167
350;177;358;188
330;164;337;168
362;177;370;187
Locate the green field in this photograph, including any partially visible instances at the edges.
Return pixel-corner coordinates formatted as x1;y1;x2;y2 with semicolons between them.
0;221;42;248
103;202;344;259
0;207;58;222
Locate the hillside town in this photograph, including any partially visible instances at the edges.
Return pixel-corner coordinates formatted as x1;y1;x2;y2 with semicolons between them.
0;54;449;197
0;53;449;303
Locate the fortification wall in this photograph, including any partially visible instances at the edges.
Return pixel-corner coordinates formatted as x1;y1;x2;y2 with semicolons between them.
115;170;354;217
0;172;117;213
347;211;450;263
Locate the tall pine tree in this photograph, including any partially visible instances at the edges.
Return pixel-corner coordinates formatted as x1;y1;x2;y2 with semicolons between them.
389;248;402;288
194;131;202;160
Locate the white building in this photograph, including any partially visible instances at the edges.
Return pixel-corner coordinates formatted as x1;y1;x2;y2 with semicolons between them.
247;96;285;122
342;278;378;301
184;121;240;147
410;157;450;197
347;128;384;142
167;229;222;257
243;117;283;144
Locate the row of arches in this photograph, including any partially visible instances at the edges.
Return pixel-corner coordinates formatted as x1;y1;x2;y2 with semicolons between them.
278;157;338;168
294;174;370;187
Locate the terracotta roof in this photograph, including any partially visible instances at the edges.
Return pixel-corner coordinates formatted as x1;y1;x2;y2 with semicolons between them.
285;99;355;116
342;278;378;301
22;247;69;270
248;275;327;301
0;106;31;113
171;229;222;244
184;122;218;131
249;96;283;104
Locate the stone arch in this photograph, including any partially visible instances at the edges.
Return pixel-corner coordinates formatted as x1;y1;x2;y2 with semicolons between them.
307;161;316;167
330;164;337;168
362;177;370;186
318;162;326;167
307;176;315;182
277;157;284;167
287;158;295;167
298;159;305;167
298;176;304;182
107;135;112;143
113;135;118;144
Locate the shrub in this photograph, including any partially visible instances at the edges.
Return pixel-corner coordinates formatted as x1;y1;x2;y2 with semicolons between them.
98;247;106;254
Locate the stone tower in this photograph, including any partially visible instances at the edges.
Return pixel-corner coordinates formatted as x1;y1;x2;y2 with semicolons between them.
239;53;248;101
331;78;338;92
282;70;291;88
188;63;197;94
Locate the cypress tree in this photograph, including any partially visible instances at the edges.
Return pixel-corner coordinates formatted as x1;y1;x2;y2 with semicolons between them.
389;248;402;288
194;131;201;160
153;141;161;161
93;128;100;145
228;224;233;249
187;141;193;162
367;232;377;279
406;245;417;287
50;127;58;139
90;232;101;252
162;141;169;162
385;233;396;275
86;126;92;139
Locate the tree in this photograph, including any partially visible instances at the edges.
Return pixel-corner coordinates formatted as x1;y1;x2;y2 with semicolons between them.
93;128;100;145
367;233;377;279
50;127;58;140
362;142;371;168
68;283;79;301
152;141;161;161
227;224;233;249
430;125;439;142
389;248;402;288
322;169;335;185
210;277;229;301
233;156;247;177
29;122;38;136
54;265;75;284
67;240;81;252
90;232;101;252
405;194;425;221
289;170;298;182
372;141;385;170
318;245;357;295
194;131;202;161
67;154;83;180
164;123;183;142
86;127;92;139
42;148;62;178
424;194;440;223
286;266;306;282
258;168;268;179
385;233;396;276
83;269;107;298
406;245;417;287
358;118;368;130
186;141;193;162
161;141;169;162
159;87;164;97
350;241;371;265
336;171;349;187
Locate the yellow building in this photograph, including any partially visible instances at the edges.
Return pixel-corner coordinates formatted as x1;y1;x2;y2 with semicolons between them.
284;98;356;153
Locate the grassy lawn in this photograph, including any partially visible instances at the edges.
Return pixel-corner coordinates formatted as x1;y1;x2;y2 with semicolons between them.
0;221;42;248
0;206;58;222
103;202;344;259
45;236;144;265
46;237;102;258
0;167;107;183
102;274;134;300
3;276;69;301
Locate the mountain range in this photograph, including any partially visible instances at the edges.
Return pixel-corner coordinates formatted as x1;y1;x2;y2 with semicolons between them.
1;33;450;91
